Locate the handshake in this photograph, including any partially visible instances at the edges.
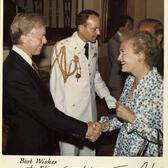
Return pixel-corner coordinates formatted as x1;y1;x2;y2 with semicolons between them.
85;116;109;142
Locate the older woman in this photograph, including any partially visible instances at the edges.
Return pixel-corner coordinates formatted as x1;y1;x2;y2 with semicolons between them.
101;31;163;156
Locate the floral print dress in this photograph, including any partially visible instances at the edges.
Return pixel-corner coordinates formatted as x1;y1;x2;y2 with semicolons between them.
108;67;163;156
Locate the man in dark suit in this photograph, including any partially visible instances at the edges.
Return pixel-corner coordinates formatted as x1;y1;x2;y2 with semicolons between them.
108;15;134;100
3;13;101;155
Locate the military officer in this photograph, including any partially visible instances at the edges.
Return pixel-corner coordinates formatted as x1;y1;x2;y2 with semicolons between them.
50;9;116;156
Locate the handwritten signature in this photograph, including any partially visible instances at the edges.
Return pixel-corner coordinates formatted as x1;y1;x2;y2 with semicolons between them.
24;162;156;168
139;162;155;168
112;162;155;168
64;162;155;168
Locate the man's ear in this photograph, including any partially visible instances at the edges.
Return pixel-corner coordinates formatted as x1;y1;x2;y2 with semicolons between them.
20;34;30;45
20;35;27;43
156;34;163;45
78;25;85;33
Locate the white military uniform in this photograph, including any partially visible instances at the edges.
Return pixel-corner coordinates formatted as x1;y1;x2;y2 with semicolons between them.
50;32;112;156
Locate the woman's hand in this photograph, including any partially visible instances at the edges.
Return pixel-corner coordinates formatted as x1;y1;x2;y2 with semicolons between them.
116;101;136;123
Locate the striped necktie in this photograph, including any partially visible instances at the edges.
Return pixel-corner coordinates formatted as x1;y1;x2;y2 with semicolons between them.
32;61;41;78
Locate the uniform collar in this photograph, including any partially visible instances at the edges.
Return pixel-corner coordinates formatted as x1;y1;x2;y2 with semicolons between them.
73;31;87;49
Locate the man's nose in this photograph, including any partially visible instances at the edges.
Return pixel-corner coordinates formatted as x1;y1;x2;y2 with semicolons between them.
97;29;100;35
43;36;47;44
118;54;121;61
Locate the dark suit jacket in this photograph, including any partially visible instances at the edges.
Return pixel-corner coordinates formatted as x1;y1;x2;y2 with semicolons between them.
157;48;163;77
108;32;126;100
3;50;87;155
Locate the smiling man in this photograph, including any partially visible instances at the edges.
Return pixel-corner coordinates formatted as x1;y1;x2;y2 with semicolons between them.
3;13;102;155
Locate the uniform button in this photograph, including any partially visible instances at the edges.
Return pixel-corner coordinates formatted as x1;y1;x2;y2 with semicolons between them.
88;64;90;66
72;104;75;107
89;73;91;76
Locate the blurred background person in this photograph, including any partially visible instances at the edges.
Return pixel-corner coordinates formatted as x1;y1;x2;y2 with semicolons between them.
108;15;134;100
138;18;164;77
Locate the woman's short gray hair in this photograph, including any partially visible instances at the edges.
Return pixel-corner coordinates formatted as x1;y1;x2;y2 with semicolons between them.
122;31;160;67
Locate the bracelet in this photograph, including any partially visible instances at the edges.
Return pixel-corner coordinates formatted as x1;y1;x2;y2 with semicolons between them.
99;116;109;132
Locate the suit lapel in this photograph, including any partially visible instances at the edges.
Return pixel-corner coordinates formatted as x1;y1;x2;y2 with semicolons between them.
10;50;54;104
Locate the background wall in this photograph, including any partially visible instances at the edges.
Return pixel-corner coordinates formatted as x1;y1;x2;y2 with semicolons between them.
13;0;102;28
146;0;164;23
10;0;164;28
3;0;164;84
99;0;164;84
127;0;164;28
84;0;101;14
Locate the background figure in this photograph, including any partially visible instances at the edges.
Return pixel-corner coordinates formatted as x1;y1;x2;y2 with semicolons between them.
138;18;164;77
3;13;101;155
101;31;163;156
108;15;134;100
50;9;116;156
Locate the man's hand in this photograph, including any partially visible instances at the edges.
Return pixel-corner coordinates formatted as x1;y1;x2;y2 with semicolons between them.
85;122;102;142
